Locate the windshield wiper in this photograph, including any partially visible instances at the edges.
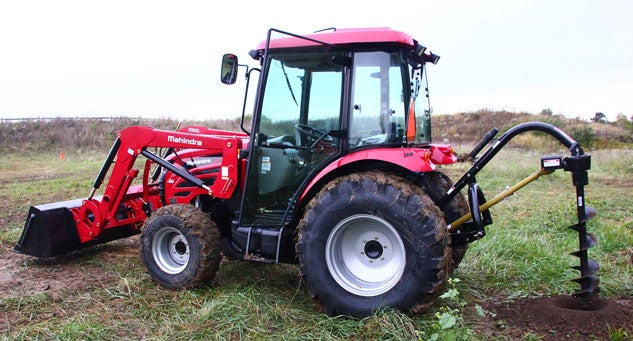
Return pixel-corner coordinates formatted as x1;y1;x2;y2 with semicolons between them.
280;62;298;106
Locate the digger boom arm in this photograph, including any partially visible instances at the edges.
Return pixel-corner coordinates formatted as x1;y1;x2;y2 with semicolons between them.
439;122;583;208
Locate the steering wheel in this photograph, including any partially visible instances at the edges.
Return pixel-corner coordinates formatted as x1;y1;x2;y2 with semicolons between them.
294;124;331;147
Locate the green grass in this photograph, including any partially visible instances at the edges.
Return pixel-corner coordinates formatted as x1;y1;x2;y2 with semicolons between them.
1;147;631;339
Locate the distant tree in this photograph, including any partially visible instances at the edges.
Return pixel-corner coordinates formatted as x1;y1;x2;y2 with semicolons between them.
539;108;553;116
591;112;608;123
615;113;633;131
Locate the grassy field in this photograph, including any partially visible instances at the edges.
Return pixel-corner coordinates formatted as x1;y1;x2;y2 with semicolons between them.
1;143;632;339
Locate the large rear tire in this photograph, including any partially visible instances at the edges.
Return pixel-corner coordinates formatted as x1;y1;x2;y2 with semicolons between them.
420;170;470;270
140;204;221;289
296;171;450;316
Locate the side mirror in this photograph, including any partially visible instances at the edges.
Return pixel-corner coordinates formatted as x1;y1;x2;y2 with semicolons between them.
220;54;239;84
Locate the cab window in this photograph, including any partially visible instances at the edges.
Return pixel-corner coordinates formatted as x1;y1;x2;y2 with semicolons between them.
349;51;407;147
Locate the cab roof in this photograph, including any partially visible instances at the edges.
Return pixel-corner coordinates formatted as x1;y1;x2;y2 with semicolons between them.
254;27;416;50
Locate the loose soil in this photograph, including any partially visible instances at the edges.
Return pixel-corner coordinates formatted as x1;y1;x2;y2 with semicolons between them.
1;238;632;339
478;295;633;340
0;237;139;298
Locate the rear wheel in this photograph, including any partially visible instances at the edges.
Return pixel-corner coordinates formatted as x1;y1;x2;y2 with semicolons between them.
296;171;450;316
140;204;221;289
420;170;470;270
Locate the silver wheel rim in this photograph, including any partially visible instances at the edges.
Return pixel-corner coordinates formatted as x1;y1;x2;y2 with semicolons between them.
152;227;190;274
325;214;406;296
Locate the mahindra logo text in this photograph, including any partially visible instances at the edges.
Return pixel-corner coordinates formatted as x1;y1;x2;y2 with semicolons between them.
167;135;202;146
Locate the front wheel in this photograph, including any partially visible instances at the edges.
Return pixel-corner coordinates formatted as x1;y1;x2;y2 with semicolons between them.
140;204;221;289
296;171;450;316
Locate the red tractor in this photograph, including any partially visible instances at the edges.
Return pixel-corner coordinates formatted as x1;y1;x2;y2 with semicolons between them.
15;28;598;316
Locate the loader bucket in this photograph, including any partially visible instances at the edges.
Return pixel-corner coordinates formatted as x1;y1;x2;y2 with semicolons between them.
14;198;139;258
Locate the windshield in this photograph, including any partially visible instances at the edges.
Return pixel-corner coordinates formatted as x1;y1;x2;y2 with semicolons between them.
259;51;343;136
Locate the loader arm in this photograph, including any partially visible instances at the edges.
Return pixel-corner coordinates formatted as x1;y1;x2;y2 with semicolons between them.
15;125;244;257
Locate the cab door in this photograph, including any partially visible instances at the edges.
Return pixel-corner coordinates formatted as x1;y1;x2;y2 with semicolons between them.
240;50;345;226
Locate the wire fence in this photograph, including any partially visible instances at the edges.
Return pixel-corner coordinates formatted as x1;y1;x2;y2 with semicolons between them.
0;116;142;123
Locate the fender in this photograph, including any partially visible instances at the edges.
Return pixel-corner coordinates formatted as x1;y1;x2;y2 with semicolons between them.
300;144;456;201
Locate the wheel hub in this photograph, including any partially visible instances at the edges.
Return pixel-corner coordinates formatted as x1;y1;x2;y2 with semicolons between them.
173;239;187;256
363;240;383;259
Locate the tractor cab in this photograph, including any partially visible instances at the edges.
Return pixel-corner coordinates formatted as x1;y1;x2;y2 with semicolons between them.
221;28;444;259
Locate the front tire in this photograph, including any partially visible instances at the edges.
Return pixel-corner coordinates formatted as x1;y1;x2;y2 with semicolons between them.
296;171;450;316
140;204;221;289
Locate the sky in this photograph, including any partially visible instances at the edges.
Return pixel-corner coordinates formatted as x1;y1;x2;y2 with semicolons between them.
0;0;631;122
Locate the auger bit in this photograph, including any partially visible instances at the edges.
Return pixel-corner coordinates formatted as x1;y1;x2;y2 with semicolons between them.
565;155;599;296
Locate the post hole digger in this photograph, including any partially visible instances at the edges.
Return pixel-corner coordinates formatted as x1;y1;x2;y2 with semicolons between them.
14;27;598;316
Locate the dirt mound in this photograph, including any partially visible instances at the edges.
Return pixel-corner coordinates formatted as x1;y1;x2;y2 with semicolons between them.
485;295;633;340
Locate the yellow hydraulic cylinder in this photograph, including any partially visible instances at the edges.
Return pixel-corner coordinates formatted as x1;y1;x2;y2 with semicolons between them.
447;168;555;232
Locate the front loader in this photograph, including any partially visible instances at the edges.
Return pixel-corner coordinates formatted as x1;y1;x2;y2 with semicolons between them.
15;27;598;316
